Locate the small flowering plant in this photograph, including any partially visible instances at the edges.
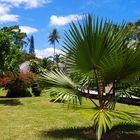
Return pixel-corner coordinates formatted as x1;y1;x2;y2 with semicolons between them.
0;71;35;97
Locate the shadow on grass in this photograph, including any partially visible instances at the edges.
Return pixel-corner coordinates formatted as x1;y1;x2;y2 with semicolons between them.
39;123;140;140
39;126;95;140
112;122;140;132
0;99;22;106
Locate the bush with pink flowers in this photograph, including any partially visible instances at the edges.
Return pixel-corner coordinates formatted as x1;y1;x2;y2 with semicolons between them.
0;72;35;97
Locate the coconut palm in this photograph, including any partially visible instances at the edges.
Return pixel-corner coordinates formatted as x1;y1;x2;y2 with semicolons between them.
39;15;140;140
48;28;60;62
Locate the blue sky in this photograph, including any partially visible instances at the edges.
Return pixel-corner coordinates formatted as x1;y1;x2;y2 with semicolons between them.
0;0;140;58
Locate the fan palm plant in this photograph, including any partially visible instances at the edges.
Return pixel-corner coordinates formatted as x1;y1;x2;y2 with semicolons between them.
39;15;140;140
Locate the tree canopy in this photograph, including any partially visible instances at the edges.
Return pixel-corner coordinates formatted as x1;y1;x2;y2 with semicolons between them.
0;25;27;49
0;25;28;75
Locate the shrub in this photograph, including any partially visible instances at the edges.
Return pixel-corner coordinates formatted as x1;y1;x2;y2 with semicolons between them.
31;81;41;96
0;72;35;97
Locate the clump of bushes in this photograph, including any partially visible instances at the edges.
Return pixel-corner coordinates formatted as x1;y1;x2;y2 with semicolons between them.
0;72;35;97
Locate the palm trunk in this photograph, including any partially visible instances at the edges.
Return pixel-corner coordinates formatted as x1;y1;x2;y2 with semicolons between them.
94;70;105;108
53;43;55;63
112;81;115;97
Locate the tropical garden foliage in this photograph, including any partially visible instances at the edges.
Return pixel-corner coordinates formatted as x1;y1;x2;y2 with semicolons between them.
0;71;35;97
0;26;39;97
0;14;140;140
38;15;140;140
0;25;28;75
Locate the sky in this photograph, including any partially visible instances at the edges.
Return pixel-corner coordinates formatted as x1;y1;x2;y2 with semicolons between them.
0;0;140;58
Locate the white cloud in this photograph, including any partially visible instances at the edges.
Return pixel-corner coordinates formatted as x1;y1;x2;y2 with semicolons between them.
0;3;19;23
0;14;19;23
19;26;38;34
0;0;51;9
35;47;62;58
0;4;10;14
0;0;51;23
24;0;51;9
50;14;83;26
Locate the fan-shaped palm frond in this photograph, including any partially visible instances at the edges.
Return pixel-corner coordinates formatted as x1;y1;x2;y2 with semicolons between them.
39;70;77;88
101;47;140;84
38;70;82;105
63;15;128;74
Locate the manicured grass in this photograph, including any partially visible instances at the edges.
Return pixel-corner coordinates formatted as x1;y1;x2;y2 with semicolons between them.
0;89;140;140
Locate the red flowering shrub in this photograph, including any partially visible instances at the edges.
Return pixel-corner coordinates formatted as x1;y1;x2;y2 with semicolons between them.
0;78;9;87
0;72;35;97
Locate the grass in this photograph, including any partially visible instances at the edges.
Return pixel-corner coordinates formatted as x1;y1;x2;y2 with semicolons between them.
0;88;140;140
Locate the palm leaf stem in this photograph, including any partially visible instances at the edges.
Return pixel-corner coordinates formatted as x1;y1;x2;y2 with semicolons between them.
89;98;99;107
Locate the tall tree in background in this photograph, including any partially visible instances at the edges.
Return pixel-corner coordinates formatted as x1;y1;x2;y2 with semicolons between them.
29;35;35;56
48;28;60;62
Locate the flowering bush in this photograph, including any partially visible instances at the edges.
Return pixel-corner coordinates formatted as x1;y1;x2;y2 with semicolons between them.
0;72;35;97
0;77;9;87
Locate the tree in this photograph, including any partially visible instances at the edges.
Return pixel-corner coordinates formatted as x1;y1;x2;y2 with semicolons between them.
39;15;140;140
0;31;11;75
48;28;60;62
0;25;27;49
29;35;35;56
0;25;28;75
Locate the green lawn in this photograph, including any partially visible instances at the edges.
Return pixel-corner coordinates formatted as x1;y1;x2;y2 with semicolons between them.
0;89;140;140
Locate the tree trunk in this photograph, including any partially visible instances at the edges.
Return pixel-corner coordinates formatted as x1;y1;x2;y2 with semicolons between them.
54;43;55;63
94;71;105;108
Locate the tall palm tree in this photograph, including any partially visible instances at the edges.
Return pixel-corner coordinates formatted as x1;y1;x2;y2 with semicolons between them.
39;15;140;140
48;28;60;62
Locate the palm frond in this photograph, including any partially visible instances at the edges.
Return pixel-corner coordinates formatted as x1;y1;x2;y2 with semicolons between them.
38;70;82;105
63;15;128;74
101;48;140;84
92;109;112;140
38;70;77;88
48;28;60;44
118;83;140;98
47;87;82;105
92;109;131;140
